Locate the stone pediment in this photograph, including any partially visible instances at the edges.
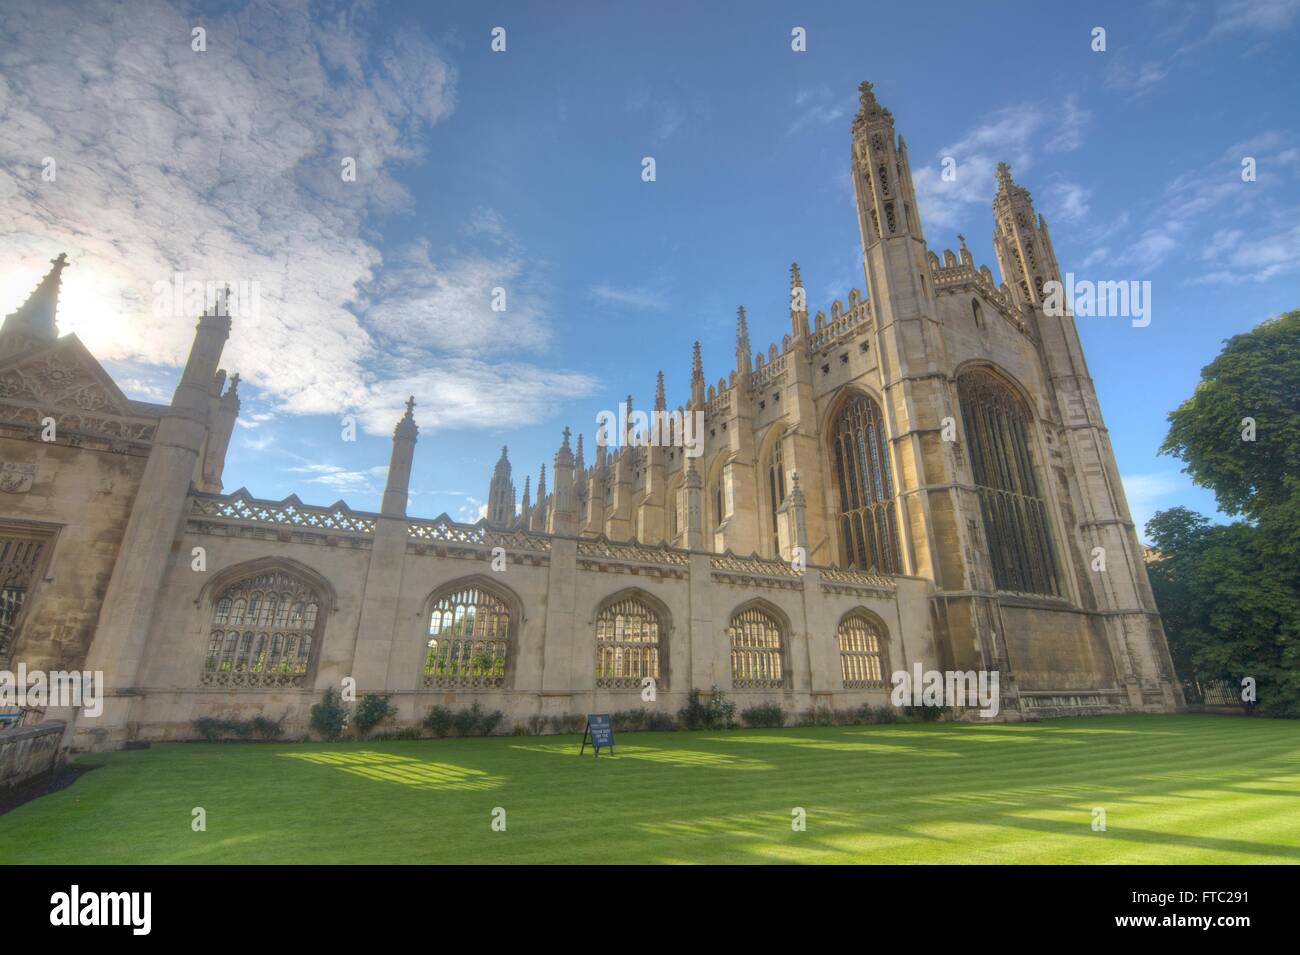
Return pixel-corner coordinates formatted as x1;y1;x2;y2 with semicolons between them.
0;334;134;417
0;335;158;451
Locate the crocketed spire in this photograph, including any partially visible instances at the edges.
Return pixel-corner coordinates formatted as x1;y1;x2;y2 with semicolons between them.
1;252;67;355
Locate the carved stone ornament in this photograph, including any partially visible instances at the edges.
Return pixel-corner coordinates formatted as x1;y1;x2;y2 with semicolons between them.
0;461;38;493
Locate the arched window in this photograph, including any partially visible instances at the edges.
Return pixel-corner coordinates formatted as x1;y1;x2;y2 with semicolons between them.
957;368;1061;596
838;613;887;688
0;527;51;664
830;393;901;574
729;605;785;689
766;436;786;557
424;583;512;688
595;594;663;688
202;569;321;686
971;298;983;329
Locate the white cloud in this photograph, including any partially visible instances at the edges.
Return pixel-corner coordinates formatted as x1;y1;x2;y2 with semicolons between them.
1194;221;1300;283
1109;131;1298;275
0;0;595;436
1044;180;1092;223
1122;472;1186;538
788;86;849;136
1208;0;1300;37
912;97;1090;233
587;284;668;311
286;463;389;495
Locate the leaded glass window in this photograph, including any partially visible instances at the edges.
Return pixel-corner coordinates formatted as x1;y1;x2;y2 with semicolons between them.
957;369;1061;596
838;613;887;688
595;594;662;688
0;529;50;663
729;605;785;689
424;585;511;688
767;437;786;557
203;569;320;686
831;393;901;574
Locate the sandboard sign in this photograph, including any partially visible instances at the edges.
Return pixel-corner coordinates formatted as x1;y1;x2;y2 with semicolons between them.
580;713;615;757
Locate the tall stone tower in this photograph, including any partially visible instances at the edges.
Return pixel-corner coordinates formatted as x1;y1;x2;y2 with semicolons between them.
486;446;516;527
851;81;993;673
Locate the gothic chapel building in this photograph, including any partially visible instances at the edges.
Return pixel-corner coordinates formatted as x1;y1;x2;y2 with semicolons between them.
1;84;1179;749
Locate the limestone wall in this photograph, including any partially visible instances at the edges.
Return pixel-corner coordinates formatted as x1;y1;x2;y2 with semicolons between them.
0;720;67;789
95;499;936;741
0;435;145;670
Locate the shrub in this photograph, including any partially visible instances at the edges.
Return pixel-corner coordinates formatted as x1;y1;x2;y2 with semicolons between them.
740;703;786;728
452;702;485;737
526;714;547;736
374;726;424;741
903;704;948;722
678;686;736;730
478;708;504;736
864;704;898;724
309;688;348;741
678;690;710;729
798;706;835;727
353;693;397;737
192;716;225;742
547;713;587;734
611;709;646;732
423;705;454;737
249;715;283;739
644;712;677;731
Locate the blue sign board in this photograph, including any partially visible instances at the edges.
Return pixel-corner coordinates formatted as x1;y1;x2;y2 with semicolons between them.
582;713;615;756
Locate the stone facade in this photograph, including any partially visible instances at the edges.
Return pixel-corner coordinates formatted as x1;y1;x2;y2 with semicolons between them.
0;83;1180;750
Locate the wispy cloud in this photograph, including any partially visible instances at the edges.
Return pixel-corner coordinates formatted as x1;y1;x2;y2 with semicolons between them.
1123;471;1187;539
0;0;595;438
788;86;849;136
1105;131;1299;275
912;96;1091;233
587;284;668;311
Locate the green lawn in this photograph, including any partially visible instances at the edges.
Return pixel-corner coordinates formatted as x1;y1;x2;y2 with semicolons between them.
4;715;1298;864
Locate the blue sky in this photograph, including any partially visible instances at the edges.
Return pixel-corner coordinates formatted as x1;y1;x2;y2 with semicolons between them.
1;0;1298;536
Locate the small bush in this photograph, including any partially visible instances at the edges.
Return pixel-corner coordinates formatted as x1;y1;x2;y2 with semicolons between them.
423;705;455;737
547;713;587;735
192;716;225;742
798;706;835;727
249;715;283;739
353;693;397;737
678;686;736;730
526;714;547;736
903;704;948;722
740;703;786;728
452;702;484;737
374;726;424;741
310;688;348;741
610;709;645;732
478;708;504;736
644;712;677;732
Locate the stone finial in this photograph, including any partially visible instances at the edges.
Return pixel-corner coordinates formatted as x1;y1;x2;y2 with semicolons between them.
655;369;666;410
393;394;418;440
691;340;703;380
2;252;68;345
853;80;893;127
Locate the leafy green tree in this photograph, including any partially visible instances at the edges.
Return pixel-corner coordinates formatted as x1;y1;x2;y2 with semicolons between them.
1150;309;1300;716
1160;310;1300;520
